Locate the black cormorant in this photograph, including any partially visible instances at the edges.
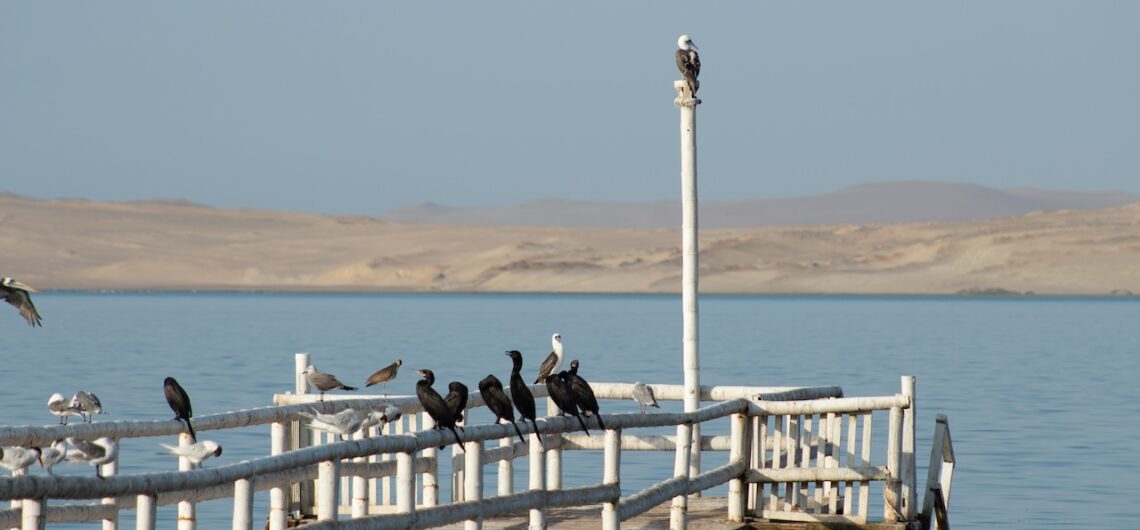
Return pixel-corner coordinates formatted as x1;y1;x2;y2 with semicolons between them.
567;359;605;430
506;350;542;447
479;374;526;444
444;381;469;423
546;371;589;435
415;369;464;450
163;377;197;442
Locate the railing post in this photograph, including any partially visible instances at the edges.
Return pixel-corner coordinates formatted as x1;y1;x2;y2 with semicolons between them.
901;375;916;521
885;405;903;523
352;428;369;518
545;398;563;491
294;352;314;518
269;421;288;530
136;494;156;530
463;440;484;530
728;411;751;522
317;460;340;521
528;428;546;530
670;422;693;530
20;495;43;530
396;451;416;524
602;428;621;530
102;455;119;530
498;437;513;496
675;76;702;487
421;414;439;507
232;478;253;530
176;432;195;530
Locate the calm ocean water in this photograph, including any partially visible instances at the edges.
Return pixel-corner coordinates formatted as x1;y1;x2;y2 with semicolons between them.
3;293;1137;529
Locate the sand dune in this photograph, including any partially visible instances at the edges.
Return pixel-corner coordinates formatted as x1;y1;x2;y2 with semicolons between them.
2;193;1138;295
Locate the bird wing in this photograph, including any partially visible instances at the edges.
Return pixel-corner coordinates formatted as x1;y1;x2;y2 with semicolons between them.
3;288;42;326
534;351;558;384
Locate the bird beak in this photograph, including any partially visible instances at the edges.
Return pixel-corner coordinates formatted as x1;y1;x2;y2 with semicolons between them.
10;280;38;292
691;42;698;51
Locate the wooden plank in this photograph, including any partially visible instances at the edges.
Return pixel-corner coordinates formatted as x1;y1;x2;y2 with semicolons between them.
844;413;856;517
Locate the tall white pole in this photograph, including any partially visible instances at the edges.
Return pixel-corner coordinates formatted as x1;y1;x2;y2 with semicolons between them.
675;78;702;478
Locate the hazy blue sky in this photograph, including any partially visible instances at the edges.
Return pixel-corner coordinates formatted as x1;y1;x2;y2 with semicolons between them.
2;2;1137;215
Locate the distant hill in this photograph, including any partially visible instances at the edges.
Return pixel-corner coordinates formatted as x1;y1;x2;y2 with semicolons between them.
379;181;1140;228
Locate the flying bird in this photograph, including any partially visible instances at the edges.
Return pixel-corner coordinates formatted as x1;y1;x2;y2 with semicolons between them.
299;408;363;440
546;371;589;435
365;359;403;394
632;382;660;413
567;360;605;430
444;381;469;423
533;333;565;384
68;437;118;477
164;377;197;442
71;391;105;422
37;440;67;475
415;369;464;450
506;350;542;447
0;446;40;473
479;374;526;444
1;277;43;326
158;440;223;468
675;34;701;97
48;393;82;425
302;365;359;401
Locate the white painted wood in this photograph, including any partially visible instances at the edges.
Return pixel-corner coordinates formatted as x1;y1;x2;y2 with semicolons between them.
135;494;155;530
670;421;692;530
922;414;955;530
268;421;287;530
528;429;545;530
421;413;438;507
351;428;367;518
728;412;749;522
901;375;916;521
545;397;562;492
231;478;252;530
20;496;42;530
316;460;339;521
602;428;621;530
101;457;118;530
176;432;194;530
395;452;414;516
463;440;483;530
497;437;512;497
294;352;313;519
676;76;703;492
860;412;872;520
885;406;902;523
844;413;856;517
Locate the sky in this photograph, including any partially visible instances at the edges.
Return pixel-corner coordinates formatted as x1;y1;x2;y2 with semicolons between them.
1;2;1137;215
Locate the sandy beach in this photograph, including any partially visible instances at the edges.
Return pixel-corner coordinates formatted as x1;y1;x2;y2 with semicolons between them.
2;193;1137;295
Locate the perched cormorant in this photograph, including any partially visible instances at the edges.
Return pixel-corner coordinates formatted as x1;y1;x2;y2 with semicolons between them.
158;440;223;468
479;374;526;444
675;34;701;97
533;333;564;384
506;350;542;447
365;359;403;394
48;393;81;425
163;377;197;442
546;371;589;435
567;360;605;430
1;277;42;326
302;365;359;401
632;382;660;413
71;391;105;422
415;369;464;450
444;381;469;423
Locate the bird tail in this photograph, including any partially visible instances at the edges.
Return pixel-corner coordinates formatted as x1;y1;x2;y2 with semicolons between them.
449;425;465;451
575;414;590;436
596;414;606;431
342;385;359;391
511;420;526;444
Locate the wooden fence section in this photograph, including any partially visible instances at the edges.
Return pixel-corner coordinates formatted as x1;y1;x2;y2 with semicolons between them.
1;360;931;530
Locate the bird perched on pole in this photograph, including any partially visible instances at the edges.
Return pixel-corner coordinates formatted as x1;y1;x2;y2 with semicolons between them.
365;359;402;395
479;375;526;444
1;277;43;326
546;371;590;435
158;440;223;468
506;350;542;447
675;34;701;96
164;377;197;442
48;393;82;425
299;408;362;440
71;390;105;422
303;365;358;401
444;381;469;423
567;360;605;430
632;382;661;413
37;440;67;475
415;369;464;450
534;333;564;384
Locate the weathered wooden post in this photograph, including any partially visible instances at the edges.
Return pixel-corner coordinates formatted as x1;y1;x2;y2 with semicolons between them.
528;430;546;530
728;412;751;522
294;352;315;518
136;494;156;530
885;405;903;523
269;420;288;530
601;428;621;530
902;375;916;521
232;478;254;530
672;76;701;530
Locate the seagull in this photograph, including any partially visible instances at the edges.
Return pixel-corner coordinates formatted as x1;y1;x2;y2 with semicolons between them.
444;381;469;423
68;437;118;477
415;369;464;451
546;371;589;435
0;446;40;473
676;34;701;97
365;359;403;394
479;374;526;444
506;350;542;447
37;440;67;475
158;440;223;468
359;403;401;433
164;377;197;442
299;408;362;440
632;382;660;413
533;333;564;384
1;277;43;326
71;390;105;422
302;365;358;401
567;360;605;430
48;393;82;425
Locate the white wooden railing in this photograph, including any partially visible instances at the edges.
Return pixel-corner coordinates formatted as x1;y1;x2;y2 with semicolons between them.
1;355;928;530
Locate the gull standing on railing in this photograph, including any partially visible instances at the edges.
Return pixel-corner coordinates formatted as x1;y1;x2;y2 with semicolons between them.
632;382;660;413
303;365;359;401
0;446;39;473
71;390;105;422
364;359;402;395
37;440;67;475
159;440;223;468
48;393;82;425
68;437;118;477
299;408;362;441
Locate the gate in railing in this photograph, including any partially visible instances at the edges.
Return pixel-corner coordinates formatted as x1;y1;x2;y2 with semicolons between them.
0;354;951;530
